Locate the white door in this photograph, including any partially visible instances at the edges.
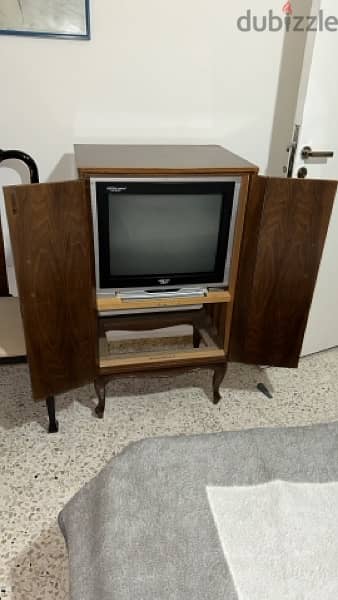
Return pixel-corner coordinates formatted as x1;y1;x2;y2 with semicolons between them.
293;0;338;356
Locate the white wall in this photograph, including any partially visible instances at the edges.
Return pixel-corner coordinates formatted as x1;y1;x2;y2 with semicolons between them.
0;0;286;291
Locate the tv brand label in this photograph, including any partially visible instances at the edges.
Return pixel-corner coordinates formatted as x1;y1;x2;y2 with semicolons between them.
158;279;171;285
107;186;128;193
237;7;338;32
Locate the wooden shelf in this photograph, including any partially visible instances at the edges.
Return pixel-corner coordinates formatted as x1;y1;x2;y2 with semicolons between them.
97;305;225;376
99;347;226;375
97;290;231;312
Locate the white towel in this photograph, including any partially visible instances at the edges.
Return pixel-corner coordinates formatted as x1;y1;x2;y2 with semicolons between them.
207;481;338;599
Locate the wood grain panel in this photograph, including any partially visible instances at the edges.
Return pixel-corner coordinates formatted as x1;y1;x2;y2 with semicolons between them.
230;176;337;367
0;214;9;296
75;144;258;177
229;175;266;361
4;180;98;399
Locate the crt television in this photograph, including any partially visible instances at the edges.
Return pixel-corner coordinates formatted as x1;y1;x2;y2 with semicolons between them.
91;177;241;296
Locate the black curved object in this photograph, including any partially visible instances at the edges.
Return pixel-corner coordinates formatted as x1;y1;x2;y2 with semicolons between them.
0;149;39;184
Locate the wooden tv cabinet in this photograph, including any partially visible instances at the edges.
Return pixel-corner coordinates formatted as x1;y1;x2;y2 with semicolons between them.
3;145;337;433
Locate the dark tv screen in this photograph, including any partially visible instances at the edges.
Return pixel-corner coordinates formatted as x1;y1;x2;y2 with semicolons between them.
108;193;223;277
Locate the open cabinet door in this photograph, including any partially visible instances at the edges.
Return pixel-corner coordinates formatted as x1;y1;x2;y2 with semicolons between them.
229;176;337;368
4;180;98;399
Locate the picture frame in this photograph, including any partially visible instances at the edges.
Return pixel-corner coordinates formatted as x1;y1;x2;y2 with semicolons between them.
0;0;90;41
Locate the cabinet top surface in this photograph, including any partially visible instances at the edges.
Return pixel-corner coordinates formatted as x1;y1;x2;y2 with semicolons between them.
75;144;258;175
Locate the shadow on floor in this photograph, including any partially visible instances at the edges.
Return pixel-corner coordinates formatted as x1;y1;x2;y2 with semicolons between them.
0;362;274;432
0;364;95;432
105;361;274;397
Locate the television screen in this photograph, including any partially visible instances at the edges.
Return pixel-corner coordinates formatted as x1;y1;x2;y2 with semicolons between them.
108;194;223;277
94;179;237;290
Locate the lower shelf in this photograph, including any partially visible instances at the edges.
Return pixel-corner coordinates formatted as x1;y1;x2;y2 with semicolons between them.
99;347;226;375
97;306;226;375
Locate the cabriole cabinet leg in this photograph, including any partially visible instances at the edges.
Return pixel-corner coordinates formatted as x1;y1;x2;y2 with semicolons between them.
212;365;227;405
46;396;59;433
94;378;106;419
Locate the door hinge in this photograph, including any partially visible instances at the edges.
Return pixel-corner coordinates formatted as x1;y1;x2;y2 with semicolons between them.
286;124;301;178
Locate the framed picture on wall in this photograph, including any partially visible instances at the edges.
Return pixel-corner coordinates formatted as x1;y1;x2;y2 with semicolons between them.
0;0;90;40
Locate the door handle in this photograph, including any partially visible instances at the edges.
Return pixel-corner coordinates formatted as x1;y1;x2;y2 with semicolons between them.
301;146;334;160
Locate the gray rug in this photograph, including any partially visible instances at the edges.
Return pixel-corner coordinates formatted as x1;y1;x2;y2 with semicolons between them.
59;422;338;600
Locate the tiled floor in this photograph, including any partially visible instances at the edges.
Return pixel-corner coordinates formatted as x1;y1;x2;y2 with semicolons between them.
1;348;338;599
